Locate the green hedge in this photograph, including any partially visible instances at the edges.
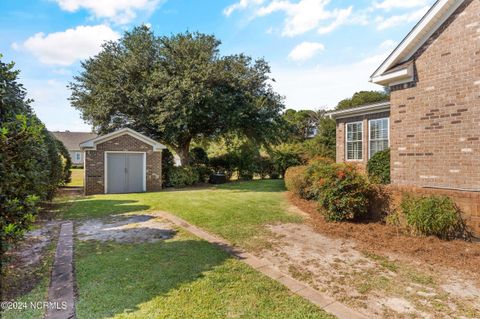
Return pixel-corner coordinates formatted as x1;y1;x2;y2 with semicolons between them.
1;56;65;267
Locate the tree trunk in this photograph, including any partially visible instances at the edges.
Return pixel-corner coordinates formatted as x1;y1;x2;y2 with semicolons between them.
176;141;191;166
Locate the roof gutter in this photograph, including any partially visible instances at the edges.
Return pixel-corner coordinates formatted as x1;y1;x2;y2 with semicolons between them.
326;102;391;120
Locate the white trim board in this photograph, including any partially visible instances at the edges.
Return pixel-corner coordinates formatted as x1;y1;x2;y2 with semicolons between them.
80;128;166;151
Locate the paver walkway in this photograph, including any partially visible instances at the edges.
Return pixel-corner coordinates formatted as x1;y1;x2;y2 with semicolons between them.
45;222;75;319
155;211;367;319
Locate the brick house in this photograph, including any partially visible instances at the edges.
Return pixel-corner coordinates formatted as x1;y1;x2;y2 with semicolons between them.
80;128;166;195
51;131;98;167
328;0;480;234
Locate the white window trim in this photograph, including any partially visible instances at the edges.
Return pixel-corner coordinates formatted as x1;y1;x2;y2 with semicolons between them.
104;151;146;194
345;121;363;161
368;118;390;159
74;152;81;162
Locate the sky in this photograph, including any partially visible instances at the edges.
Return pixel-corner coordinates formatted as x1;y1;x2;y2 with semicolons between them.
0;0;436;132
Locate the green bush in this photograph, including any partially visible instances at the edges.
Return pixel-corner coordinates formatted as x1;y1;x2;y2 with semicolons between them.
312;163;370;222
284;166;310;198
271;148;303;177
400;195;467;240
255;156;279;179
367;149;390;184
209;154;236;180
195;165;213;183
169;166;199;188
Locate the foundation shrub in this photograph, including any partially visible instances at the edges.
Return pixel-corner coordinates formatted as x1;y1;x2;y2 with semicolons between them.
367;149;390;184
400;195;469;240
312;163;370;222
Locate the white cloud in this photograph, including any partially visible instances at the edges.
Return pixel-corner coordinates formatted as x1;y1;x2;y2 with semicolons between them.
18;25;120;66
317;6;352;34
54;0;162;24
379;39;397;49
24;78;92;131
256;0;353;37
375;6;429;30
271;52;388;109
225;0;354;36
373;0;429;11
224;0;265;16
288;41;324;61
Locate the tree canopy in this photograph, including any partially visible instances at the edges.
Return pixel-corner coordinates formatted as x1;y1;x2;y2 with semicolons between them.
70;26;285;165
282;109;319;141
335;90;389;110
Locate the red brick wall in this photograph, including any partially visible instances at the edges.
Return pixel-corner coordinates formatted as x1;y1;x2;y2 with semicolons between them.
384;185;480;237
389;0;480;190
336;111;390;171
84;134;162;195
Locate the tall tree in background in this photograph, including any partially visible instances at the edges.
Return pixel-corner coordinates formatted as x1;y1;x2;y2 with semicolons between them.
283;109;318;141
336;90;389;110
70;26;284;165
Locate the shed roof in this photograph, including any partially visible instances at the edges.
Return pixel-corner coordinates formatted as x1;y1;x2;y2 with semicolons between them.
80;128;166;151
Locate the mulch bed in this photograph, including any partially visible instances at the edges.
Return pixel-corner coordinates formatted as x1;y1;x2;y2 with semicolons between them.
287;192;480;277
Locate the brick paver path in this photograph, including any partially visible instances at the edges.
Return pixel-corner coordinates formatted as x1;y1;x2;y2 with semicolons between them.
155;211;367;319
45;222;75;319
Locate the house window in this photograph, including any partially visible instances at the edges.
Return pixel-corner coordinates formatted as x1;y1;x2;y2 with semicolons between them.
346;122;363;160
369;118;389;158
75;152;81;162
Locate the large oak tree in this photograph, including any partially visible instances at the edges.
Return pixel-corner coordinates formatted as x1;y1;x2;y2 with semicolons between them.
70;26;285;165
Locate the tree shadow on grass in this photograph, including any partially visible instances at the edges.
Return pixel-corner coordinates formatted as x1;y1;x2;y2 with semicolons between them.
75;239;230;318
63;199;150;220
215;179;286;193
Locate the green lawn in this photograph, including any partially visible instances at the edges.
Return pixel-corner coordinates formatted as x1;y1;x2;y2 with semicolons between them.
67;168;83;187
39;180;333;318
63;180;302;249
75;230;333;319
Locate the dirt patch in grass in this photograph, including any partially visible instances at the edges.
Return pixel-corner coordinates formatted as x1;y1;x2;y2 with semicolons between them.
261;222;480;318
76;214;176;243
286;192;480;277
2;220;60;300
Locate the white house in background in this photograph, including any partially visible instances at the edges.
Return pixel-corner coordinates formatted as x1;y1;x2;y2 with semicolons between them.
51;131;98;166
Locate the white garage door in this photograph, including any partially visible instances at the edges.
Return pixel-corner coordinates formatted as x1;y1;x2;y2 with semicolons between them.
106;153;145;194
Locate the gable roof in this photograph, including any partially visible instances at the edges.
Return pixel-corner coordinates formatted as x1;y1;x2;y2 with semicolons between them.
51;131;98;151
325;101;391;119
370;0;465;85
79;128;166;151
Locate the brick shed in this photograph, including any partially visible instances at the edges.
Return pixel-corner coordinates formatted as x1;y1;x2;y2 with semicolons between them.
80;128;166;195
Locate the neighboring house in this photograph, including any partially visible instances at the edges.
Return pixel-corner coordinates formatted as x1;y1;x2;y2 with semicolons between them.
328;0;479;233
80;128;166;195
51;131;98;166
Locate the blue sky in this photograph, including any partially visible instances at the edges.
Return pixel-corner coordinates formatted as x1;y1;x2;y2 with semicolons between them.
0;0;435;132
